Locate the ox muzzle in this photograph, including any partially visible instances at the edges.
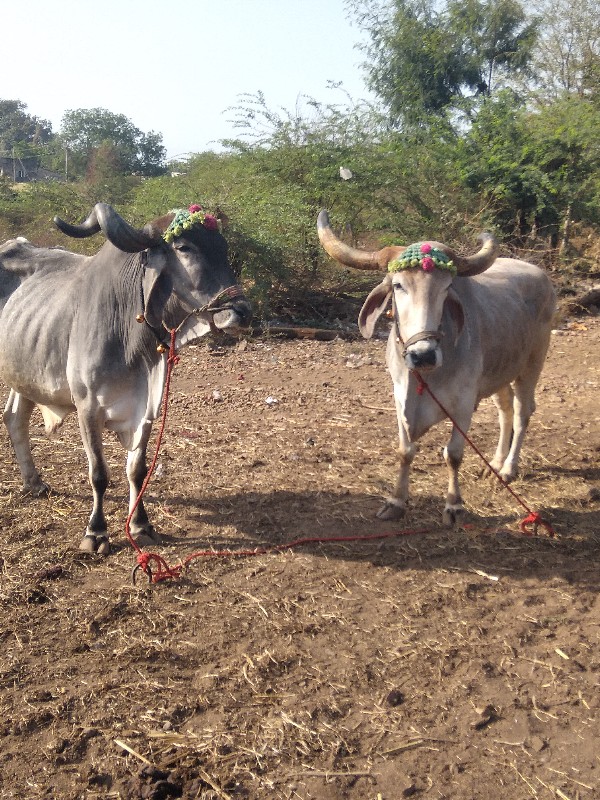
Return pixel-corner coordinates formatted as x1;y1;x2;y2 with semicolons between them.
392;298;443;372
203;285;252;334
401;331;443;372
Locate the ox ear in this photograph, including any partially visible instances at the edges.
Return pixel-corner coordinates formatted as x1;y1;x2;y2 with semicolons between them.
142;256;173;328
358;276;393;339
445;287;464;344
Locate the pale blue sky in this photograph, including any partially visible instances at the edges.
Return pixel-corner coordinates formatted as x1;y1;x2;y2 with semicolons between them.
2;0;372;160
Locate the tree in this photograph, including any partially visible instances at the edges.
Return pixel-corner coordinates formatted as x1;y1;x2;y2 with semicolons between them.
85;140;139;205
350;0;538;126
447;0;539;99
529;0;600;100
0;99;53;154
457;90;600;244
60;108;166;178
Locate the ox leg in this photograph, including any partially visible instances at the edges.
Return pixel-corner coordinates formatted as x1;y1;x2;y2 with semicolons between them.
125;420;161;547
442;408;474;526
482;385;514;477
377;403;416;520
77;408;111;555
499;377;538;482
3;390;49;496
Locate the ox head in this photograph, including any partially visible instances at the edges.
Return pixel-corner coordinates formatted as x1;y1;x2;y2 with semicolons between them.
317;210;499;373
54;203;252;343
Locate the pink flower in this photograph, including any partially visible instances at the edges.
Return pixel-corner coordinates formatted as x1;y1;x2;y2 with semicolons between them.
420;243;432;254
203;214;219;230
188;204;203;213
421;256;435;272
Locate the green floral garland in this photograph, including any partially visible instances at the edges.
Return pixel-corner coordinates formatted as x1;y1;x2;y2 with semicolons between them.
388;242;456;276
162;204;220;243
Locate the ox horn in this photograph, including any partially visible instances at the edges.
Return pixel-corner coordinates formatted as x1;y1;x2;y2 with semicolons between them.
317;210;405;271
439;232;499;277
54;203;162;253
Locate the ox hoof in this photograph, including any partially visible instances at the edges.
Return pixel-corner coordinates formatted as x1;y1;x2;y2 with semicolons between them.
478;465;500;481
442;506;464;527
376;500;407;521
79;534;111;555
22;481;50;498
131;526;161;547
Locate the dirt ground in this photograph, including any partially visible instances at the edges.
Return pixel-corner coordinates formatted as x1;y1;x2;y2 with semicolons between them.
0;314;598;800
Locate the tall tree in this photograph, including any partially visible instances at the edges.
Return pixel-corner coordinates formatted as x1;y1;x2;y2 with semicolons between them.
0;99;53;153
529;0;600;100
350;0;538;126
60;108;166;177
447;0;539;98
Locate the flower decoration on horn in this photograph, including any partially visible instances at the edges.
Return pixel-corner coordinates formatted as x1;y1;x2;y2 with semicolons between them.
388;242;456;276
162;204;221;242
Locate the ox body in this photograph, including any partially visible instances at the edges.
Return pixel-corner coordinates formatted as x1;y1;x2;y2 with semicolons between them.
0;203;252;553
317;210;555;524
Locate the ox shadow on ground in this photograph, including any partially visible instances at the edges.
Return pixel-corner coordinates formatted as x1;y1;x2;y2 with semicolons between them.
145;487;600;590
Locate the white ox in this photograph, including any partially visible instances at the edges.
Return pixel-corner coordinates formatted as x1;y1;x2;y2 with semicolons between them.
317;210;556;524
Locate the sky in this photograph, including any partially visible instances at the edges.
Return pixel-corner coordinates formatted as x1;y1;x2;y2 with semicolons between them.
2;0;373;162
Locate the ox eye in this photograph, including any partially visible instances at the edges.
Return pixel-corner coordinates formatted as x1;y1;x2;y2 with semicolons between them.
394;283;407;293
175;243;192;254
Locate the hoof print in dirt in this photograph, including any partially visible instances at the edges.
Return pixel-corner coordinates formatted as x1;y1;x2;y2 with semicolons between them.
27;586;49;604
125;766;183;799
472;704;500;730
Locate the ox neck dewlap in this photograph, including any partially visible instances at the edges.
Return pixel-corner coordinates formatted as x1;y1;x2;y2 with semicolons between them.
388;242;457;276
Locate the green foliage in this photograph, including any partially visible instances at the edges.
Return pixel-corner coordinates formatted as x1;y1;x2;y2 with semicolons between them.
0;180;96;248
447;0;539;97
2;4;600;322
457;91;600;240
0;99;53;152
351;0;538;126
60;108;167;178
130;150;316;318
531;0;600;100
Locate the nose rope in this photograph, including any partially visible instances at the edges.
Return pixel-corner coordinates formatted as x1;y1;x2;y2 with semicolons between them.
137;284;247;351
167;284;247;334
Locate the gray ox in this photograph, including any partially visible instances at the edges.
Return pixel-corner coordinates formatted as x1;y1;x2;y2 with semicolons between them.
317;210;555;524
0;203;252;553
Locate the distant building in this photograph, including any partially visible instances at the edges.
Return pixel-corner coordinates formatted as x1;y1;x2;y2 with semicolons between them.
0;156;65;183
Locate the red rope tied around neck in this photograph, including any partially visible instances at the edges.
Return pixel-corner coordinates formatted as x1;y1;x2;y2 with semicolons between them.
126;328;185;582
413;373;555;537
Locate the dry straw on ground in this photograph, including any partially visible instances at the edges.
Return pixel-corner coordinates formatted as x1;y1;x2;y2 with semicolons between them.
0;320;598;799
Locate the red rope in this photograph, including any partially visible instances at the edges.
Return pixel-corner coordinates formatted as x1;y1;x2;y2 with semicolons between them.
128;340;554;586
414;373;554;538
126;328;182;582
131;528;435;584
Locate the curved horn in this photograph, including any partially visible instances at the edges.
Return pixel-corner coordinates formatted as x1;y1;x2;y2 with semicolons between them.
53;207;101;238
438;232;499;277
317;210;404;271
54;203;162;253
